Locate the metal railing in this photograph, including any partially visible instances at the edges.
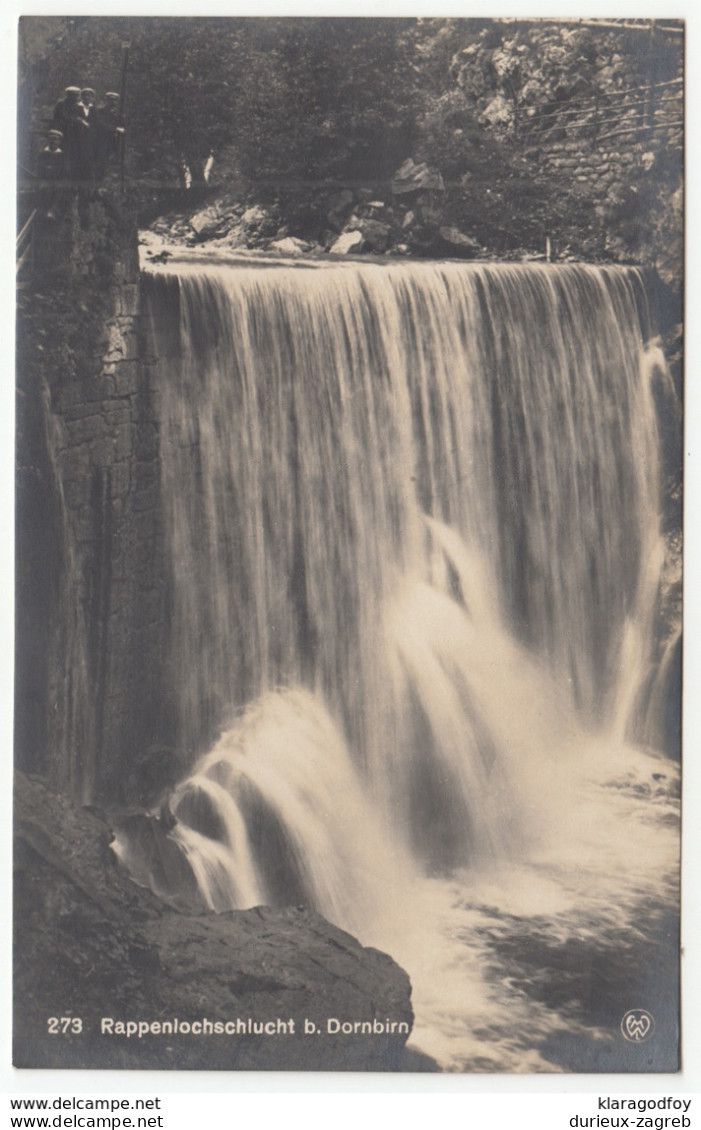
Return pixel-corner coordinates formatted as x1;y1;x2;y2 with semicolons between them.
17;209;37;281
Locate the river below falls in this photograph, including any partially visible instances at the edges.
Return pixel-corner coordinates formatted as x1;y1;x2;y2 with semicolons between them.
369;765;678;1071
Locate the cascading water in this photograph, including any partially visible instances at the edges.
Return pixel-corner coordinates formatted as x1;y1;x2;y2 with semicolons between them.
130;255;680;1071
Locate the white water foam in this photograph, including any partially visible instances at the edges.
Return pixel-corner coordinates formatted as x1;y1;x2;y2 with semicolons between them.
132;259;680;1070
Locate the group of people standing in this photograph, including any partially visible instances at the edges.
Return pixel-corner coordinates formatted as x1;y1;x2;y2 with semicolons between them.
38;85;124;183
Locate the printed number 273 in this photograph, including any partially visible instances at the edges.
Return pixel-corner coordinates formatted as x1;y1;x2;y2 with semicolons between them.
47;1017;83;1034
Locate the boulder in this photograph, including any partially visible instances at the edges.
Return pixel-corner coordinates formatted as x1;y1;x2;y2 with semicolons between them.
329;231;365;255
240;205;269;228
356;218;392;253
269;237;312;256
392;158;445;196
189;205;225;239
211;225;248;249
481;93;515;131
438;226;482;257
13;774;430;1072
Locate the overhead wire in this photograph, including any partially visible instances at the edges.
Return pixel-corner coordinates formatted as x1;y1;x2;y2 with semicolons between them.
525;89;682;129
512;74;682;142
530;109;683;136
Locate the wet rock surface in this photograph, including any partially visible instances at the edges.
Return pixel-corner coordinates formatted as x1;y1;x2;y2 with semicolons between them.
138;165;489;263
14;773;433;1071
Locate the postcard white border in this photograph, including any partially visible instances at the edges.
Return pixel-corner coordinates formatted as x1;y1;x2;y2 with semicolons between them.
3;1;698;1112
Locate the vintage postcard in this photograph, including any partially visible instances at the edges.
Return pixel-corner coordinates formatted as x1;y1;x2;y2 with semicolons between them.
14;16;683;1073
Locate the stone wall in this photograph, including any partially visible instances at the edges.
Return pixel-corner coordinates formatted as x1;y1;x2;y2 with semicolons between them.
16;191;170;806
526;123;681;272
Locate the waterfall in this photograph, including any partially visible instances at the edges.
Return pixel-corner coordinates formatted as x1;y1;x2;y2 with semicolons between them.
133;256;679;1070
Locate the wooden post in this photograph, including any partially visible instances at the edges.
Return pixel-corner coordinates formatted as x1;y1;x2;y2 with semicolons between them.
645;21;657;130
119;42;130;193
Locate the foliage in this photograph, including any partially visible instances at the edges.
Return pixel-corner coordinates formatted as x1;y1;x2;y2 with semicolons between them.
19;18;416;192
18;16;683;270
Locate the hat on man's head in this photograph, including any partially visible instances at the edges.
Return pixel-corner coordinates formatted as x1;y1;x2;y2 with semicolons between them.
47;129;63;140
104;92;120;100
81;88;96;97
64;86;81;94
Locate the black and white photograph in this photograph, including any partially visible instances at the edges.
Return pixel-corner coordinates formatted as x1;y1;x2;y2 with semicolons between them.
14;15;684;1075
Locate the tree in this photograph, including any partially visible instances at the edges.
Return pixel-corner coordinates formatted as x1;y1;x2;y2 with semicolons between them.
18;16;683;267
20;18;416;202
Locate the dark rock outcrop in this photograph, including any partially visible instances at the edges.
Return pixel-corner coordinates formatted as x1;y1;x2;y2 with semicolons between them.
391;158;445;196
437;226;482;257
14;774;432;1071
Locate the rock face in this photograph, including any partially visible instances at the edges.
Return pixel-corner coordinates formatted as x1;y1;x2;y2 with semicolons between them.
14;774;431;1072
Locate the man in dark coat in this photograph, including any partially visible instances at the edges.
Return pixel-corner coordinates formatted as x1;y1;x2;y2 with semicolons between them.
94;92;124;179
52;86;89;179
37;129;65;182
51;85;81;131
80;88;96;120
78;88;98;177
35;129;68;221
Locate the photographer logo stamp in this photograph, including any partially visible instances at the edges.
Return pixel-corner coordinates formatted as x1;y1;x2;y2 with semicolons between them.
621;1009;655;1042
